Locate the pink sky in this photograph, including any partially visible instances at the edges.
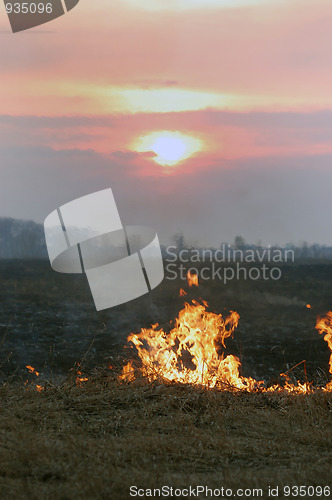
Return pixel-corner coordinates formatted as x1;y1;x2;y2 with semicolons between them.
1;0;332;246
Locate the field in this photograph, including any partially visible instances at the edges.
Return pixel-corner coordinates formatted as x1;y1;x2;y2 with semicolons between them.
0;378;331;500
0;259;332;499
1;259;331;384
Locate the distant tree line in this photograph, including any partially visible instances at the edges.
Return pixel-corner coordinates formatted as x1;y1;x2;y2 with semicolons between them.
0;218;47;258
1;221;332;261
165;233;332;261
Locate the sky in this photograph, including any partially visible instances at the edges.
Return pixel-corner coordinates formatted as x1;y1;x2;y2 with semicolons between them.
1;0;332;246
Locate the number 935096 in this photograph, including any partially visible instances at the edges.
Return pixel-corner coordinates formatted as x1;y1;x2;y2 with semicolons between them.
5;3;53;14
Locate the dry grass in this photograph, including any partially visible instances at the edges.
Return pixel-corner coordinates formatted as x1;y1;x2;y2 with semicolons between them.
0;371;331;500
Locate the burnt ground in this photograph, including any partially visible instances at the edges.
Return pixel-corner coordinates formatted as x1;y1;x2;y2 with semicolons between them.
0;259;331;387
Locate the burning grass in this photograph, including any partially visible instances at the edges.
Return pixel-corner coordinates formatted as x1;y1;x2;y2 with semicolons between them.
119;297;332;394
0;372;331;499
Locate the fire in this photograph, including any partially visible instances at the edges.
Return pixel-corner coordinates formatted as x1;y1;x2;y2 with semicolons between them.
315;311;332;390
121;300;260;390
26;365;39;377
187;270;198;287
119;296;332;393
118;360;135;382
76;364;88;385
25;365;44;391
179;288;187;297
306;304;312;309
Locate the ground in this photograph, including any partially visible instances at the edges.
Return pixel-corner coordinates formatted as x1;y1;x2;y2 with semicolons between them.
0;377;331;499
0;259;331;384
0;259;332;499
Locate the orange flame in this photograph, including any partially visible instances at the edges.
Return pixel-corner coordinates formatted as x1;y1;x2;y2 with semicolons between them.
119;297;332;393
118;360;135;382
25;366;45;391
26;365;39;377
76;371;88;385
187;270;198;287
120;301;261;390
75;363;88;385
315;311;332;390
179;288;187;297
306;304;312;309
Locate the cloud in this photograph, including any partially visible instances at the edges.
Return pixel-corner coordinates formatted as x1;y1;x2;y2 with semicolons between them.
3;109;332;161
2;0;332;115
4;109;332;131
120;0;279;11
0;115;115;128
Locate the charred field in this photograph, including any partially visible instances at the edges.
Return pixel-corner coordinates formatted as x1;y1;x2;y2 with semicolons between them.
0;259;332;498
1;259;332;384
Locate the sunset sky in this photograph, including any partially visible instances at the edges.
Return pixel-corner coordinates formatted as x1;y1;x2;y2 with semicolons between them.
1;0;332;246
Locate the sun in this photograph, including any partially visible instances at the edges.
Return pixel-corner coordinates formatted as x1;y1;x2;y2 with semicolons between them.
134;131;202;166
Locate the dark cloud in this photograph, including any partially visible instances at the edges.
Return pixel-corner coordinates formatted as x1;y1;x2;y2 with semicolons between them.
4;109;332;129
199;109;332;129
0;115;115;128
